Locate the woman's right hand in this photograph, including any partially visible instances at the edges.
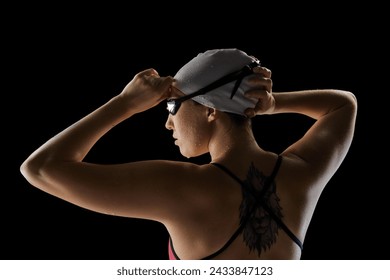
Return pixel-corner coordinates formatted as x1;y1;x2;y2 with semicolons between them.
119;68;174;114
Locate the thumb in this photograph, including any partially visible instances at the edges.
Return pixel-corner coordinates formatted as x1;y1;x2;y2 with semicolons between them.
244;108;256;118
160;76;174;97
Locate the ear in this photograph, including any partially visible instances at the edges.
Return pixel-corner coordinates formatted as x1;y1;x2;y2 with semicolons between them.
206;107;219;122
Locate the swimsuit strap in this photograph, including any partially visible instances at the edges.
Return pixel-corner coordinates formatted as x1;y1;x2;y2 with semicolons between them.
169;156;302;260
211;155;303;251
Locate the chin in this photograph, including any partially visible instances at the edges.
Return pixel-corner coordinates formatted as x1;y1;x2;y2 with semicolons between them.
179;150;194;159
179;148;207;159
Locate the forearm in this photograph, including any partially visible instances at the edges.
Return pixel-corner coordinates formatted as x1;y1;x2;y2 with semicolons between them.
272;89;357;120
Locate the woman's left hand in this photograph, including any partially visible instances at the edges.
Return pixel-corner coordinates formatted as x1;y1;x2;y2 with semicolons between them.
244;66;274;118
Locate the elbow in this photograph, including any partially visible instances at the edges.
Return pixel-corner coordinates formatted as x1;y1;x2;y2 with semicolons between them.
331;90;358;117
346;91;358;122
20;154;70;200
343;90;358;111
20;154;47;187
20;157;37;184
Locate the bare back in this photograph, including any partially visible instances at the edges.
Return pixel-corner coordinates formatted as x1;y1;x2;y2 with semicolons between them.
165;150;313;260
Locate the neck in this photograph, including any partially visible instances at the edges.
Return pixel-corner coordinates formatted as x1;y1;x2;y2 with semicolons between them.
209;122;260;163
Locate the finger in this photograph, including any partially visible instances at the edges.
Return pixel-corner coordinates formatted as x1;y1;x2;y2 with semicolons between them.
253;66;271;78
244;108;256;118
244;89;269;99
247;67;273;90
245;101;265;118
138;68;159;77
247;75;272;90
160;76;174;96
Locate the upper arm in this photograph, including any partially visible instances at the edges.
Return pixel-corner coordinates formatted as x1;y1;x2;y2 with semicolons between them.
22;159;199;222
281;93;357;187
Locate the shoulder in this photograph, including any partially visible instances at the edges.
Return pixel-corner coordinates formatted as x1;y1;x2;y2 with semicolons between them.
162;159;244;206
144;160;230;204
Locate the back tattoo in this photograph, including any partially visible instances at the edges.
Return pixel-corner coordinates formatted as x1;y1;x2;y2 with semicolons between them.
239;162;283;255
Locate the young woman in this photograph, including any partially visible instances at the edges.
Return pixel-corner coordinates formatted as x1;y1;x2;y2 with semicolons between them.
20;48;357;259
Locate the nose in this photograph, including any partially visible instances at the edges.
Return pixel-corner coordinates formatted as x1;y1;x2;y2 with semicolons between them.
165;113;173;130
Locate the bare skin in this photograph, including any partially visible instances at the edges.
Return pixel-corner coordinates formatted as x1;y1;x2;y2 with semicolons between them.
20;66;357;259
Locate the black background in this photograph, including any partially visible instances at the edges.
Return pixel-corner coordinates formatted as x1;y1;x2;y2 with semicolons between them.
4;4;388;260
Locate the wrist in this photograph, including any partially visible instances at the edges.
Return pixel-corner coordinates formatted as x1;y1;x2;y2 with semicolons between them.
107;95;138;119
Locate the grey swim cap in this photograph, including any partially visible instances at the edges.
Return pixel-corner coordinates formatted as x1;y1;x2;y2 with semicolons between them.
174;48;259;116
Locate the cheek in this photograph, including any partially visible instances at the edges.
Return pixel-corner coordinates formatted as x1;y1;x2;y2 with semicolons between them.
176;115;210;156
180;121;205;145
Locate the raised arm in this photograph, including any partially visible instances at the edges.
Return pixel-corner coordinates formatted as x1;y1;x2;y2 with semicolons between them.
274;89;357;177
245;67;358;188
19;68;193;222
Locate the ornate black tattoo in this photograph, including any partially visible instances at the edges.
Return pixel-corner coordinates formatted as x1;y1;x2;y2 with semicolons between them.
239;162;283;256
